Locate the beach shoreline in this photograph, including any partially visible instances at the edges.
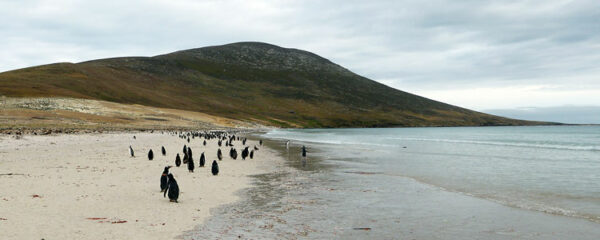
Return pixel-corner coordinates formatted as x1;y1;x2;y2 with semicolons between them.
0;131;280;240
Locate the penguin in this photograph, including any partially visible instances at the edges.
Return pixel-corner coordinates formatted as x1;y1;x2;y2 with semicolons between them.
187;147;193;159
241;147;249;160
203;140;207;146
187;154;195;172
160;166;171;192
218;140;222;147
302;145;307;158
175;154;181;167
211;160;219;176
250;150;254;159
148;149;154;160
286;140;290;149
217;148;223;161
129;146;135;157
187;137;190;143
199;152;205;167
259;140;263;145
231;148;238;160
164;173;179;202
183;152;189;164
161;146;166;156
133;135;136;139
183;145;187;154
242;138;247;145
254;146;259;151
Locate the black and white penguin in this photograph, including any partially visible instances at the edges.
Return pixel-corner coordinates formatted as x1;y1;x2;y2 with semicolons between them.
164;173;179;202
217;148;223;161
218;140;222;147
250;150;254;159
302;145;307;158
259;140;263;145
211;160;219;176
254;146;259;151
183;145;187;154
160;166;171;192
242;138;247;145
187;137;190;143
230;148;238;160
148;149;154;160
175;154;181;167
241;147;249;160
203;140;206;146
161;146;166;156
199;152;205;167
133;135;136;140
129;146;134;157
187;153;195;172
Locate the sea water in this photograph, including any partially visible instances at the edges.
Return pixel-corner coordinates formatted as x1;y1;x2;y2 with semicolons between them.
186;126;600;239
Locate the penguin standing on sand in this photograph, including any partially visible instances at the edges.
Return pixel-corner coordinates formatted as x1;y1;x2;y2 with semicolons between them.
187;148;195;172
183;145;187;154
250;150;254;159
211;160;219;175
259;140;263;145
241;147;249;160
164;173;179;202
160;166;171;192
175;154;181;167
254;146;259;151
129;146;135;157
203;140;207;146
161;146;166;156
243;138;247;145
148;149;154;160
218;140;222;147
217;148;223;161
199;152;206;167
230;148;238;160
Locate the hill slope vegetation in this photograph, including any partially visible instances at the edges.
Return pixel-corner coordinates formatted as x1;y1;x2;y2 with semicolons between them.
0;42;548;127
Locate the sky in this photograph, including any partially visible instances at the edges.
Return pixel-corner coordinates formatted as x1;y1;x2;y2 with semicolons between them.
1;0;599;122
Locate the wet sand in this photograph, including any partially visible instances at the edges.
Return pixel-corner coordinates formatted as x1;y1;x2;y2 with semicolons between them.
0;132;279;240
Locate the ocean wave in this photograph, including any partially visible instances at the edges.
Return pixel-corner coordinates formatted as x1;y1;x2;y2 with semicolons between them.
394;137;600;151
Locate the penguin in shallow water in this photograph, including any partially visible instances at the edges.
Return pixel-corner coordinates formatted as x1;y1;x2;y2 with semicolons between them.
199;152;205;167
302;145;307;157
148;149;154;160
211;160;219;175
217;148;223;161
129;146;134;157
175;154;181;167
160;166;171;192
250;150;254;159
161;146;166;156
164;173;179;202
241;147;249;160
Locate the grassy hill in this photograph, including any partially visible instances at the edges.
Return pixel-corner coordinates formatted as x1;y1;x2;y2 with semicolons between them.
0;42;551;128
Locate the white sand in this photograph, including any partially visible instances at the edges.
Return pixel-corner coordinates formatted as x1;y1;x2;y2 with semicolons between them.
0;132;278;239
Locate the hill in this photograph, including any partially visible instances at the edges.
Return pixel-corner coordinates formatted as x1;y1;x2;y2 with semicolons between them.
0;42;552;128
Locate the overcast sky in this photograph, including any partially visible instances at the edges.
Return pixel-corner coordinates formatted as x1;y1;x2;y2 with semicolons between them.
1;0;599;119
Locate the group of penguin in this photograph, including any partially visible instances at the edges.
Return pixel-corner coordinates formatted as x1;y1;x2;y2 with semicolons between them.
130;131;262;203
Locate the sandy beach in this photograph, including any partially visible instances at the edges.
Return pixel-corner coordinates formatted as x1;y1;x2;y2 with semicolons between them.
0;132;279;240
